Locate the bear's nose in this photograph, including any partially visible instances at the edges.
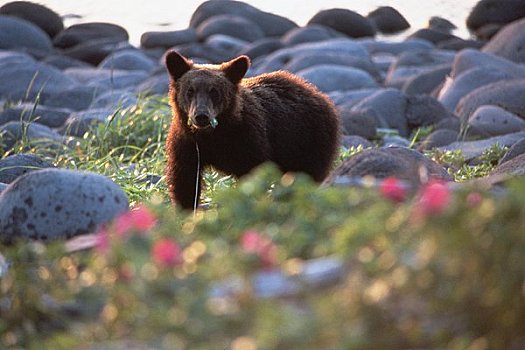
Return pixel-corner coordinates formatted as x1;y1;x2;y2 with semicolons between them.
194;113;209;127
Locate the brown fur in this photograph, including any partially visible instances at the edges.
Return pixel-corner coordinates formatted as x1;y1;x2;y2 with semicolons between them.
165;51;341;209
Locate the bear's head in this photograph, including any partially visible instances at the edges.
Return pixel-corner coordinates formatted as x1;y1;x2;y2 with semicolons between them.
165;51;250;131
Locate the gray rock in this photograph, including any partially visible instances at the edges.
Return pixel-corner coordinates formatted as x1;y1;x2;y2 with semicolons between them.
428;16;457;33
468;105;525;136
58;109;113;137
417;129;459;151
0;153;54;183
0;168;128;242
382;135;411;147
238;38;283;61
0;1;63;38
438;131;525;161
135;73;169;96
367;6;410;34
281;25;341;46
328;89;378;108
498;138;525;165
169;42;230;63
41;54;92;70
65;67;148;92
402;64;451;96
482;18;525;64
407;28;457;45
466;0;525;32
53;22;129;49
341;135;373;149
359;38;433;56
449;49;525;79
339;108;378;139
90;90;138;110
296;64;377;93
196;14;264;42
0;14;53;54
405;94;450;130
455;79;525;121
61;39;134;66
0;104;71;128
0;121;63;151
205;34;248;54
140;28;198;49
98;49;156;72
437;38;485;51
307;8;376;38
0;182;6;194
0;50;34;65
39;85;97;111
324;146;452;187
491;152;525;177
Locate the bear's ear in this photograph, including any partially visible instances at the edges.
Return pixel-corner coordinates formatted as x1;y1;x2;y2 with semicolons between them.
165;50;192;80
222;55;251;84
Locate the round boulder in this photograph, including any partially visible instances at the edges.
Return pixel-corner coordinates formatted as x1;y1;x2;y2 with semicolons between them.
296;64;378;93
482;18;525;63
466;0;525;32
0;1;63;38
196;14;264;42
98;49;156;72
417;129;459;151
0;153;54;184
281;25;341;46
140;28;197;49
0;104;72;128
367;6;410;34
339;108;378;139
53;22;129;49
61;38;133;65
0;121;63;151
0;168;128;242
307;8;376;38
238;38;283;61
468;105;525;136
0;14;53;54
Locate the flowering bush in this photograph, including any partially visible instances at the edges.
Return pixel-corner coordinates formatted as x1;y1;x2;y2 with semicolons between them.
1;164;525;349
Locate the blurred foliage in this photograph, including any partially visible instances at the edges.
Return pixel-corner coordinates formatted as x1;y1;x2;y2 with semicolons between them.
1;164;525;350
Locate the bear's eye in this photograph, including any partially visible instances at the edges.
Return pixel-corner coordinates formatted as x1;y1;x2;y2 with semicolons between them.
186;87;195;99
209;87;220;103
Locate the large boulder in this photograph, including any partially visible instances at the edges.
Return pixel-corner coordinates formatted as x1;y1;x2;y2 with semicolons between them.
0;168;128;242
196;14;264;42
0;104;71;128
0;153;54;184
296;65;378;93
0;15;54;54
468;105;525;136
466;0;525;32
140;28;197;49
53;22;129;49
482;18;525;63
307;8;376;38
98;49;157;72
0;121;63;151
367;6;410;34
0;1;63;38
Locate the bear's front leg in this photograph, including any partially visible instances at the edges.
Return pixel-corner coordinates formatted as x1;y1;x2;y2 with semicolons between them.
166;137;202;210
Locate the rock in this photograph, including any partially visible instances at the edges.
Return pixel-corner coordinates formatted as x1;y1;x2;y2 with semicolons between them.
435;116;462;132
61;38;133;66
0;153;54;183
0;183;6;194
466;0;525;32
436;38;485;51
482;18;525;63
382;135;411;147
341;135;373;149
491;152;525;176
58;109;113;137
170;42;230;63
405;94;451;130
53;22;129;49
455;79;525;121
39;85;97;111
428;16;457;33
189;0;297;38
360;39;433;55
41;54;92;70
407;28;457;45
98;49;156;72
296;64;378;93
140;28;197;49
438;131;525;161
0;1;63;38
367;6;410;34
450;49;525;78
196;14;264;42
205;34;248;54
307;8;376;38
324;146;452;187
474;23;502;41
339;108;378;139
468;105;525;136
0;50;34;65
328;89;378;108
135;73;169;96
498;138;525;165
0;121;63;151
65;67;148;92
90;90;138;110
0;14;54;54
402;64;451;96
0;59;78;102
0;168;128;242
417;129;459;151
0;104;71;128
238;38;283;61
281;25;341;46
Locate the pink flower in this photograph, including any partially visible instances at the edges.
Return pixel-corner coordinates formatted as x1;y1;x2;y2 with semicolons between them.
241;230;278;268
380;177;406;202
418;180;451;215
466;192;482;207
95;228;110;253
114;205;157;236
152;238;182;267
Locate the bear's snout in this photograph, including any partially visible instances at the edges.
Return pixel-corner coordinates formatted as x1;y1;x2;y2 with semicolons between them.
194;113;211;128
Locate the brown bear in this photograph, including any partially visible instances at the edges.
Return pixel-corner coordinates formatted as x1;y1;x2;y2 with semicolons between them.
165;51;341;210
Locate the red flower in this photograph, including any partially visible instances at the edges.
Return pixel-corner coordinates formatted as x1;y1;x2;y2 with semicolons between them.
418;180;451;215
152;238;182;267
241;230;278;268
380;177;406;202
114;205;157;236
466;192;482;207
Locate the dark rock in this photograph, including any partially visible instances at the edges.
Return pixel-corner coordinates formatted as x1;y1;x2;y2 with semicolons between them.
189;0;297;37
0;153;54;183
428;16;457;33
341;135;373;149
307;8;376;38
98;49;156;72
135;73;169;96
339;108;378;139
492;152;525;176
53;22;129;49
329;89;378;108
41;54;92;70
58;109;113;137
39;85;97;111
324;146;452;187
498;138;525;165
205;34;248;54
296;64;377;93
468;105;525;136
455;79;525;121
0;121;63;151
90;90;138;110
140;28;197;49
437;38;485;51
0;14;53;54
417;129;459;151
402;64;451;96
450;48;525;78
0;1;63;38
0;104;71;128
474;23;503;41
407;28;457;45
196;14;264;42
281;25;341;46
367;6;410;34
238;38;283;61
65;67;148;92
405;94;451;130
61;38;133;66
482;18;525;63
169;42;230;63
435;116;461;132
466;0;525;32
0;168;128;242
361;39;433;55
382;135;411;147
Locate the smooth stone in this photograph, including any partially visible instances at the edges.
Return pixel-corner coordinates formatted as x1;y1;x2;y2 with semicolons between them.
482;18;525;64
58;109;114;137
0;153;54;183
296;64;378;93
468;105;525;136
367;6;410;34
140;28;197;49
450;49;525;79
0;50;34;65
455;79;525;122
135;73;169;96
407;28;458;45
328;89;378;108
307;8;376;38
0;1;63;38
205;34;248;54
238;38;283;61
0;168;128;242
0;15;53;54
189;0;297;38
438;132;525;161
41;54;92;70
39;85;97;111
169;42;231;63
428;16;457;33
360;38;433;55
65;67;149;92
0;104;71;128
417;129;459;151
0;121;63;151
402;64;451;96
196;14;264;42
281;25;341;46
341;135;374;149
437;67;514;111
405;94;451;130
498;138;525;165
491;152;525;177
0;60;78;101
61;39;133;66
436;38;485;51
339;108;378;139
324;146;452;187
98;49;157;72
382;135;411;147
90;90;138;110
466;0;525;32
0;183;6;194
475;23;503;41
53;22;129;49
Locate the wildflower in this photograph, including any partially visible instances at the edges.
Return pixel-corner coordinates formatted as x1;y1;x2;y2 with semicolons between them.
152;238;182;267
466;192;482;207
114;205;157;236
95;228;110;253
379;177;406;202
241;230;278;268
418;180;451;215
